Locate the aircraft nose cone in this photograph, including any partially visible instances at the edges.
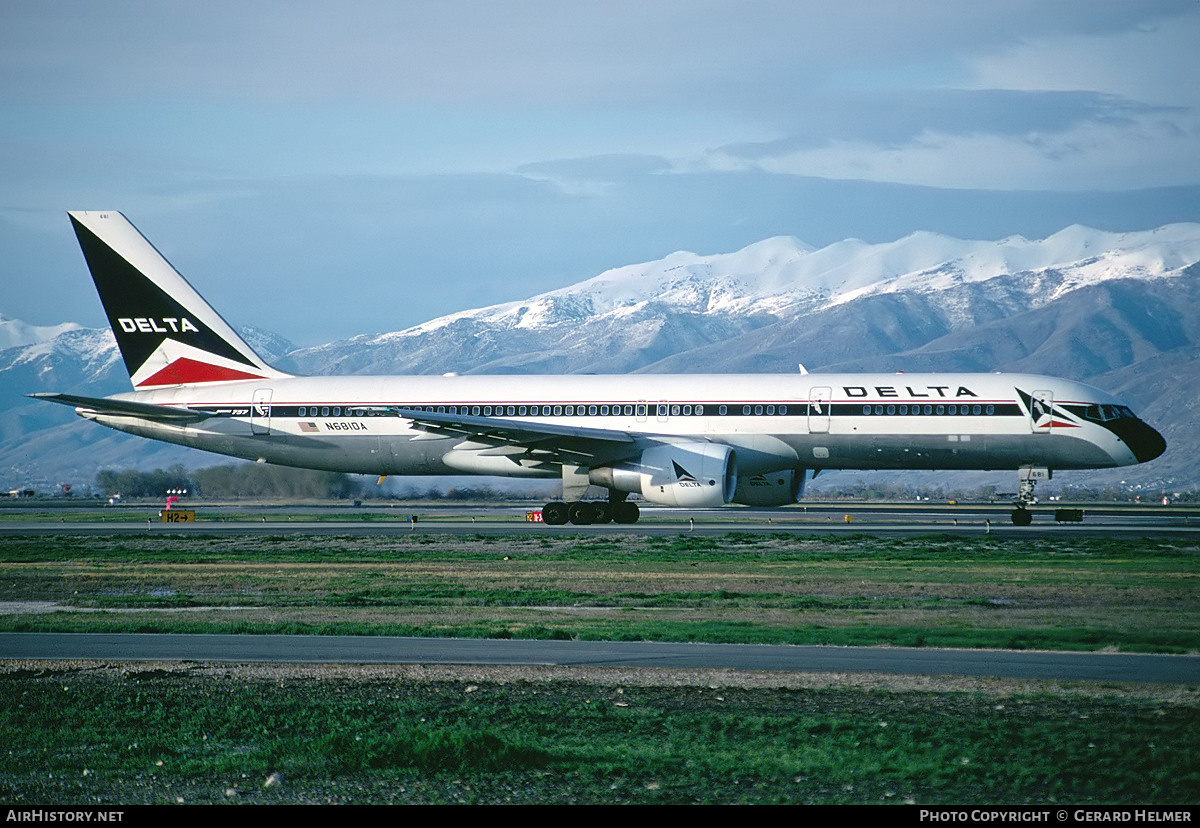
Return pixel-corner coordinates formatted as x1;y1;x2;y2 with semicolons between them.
1128;420;1167;464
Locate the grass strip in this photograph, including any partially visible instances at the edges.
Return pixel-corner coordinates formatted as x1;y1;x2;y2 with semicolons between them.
2;533;1197;653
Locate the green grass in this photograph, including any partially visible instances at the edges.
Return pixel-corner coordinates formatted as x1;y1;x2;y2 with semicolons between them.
2;532;1198;652
3;529;1198;804
2;666;1197;804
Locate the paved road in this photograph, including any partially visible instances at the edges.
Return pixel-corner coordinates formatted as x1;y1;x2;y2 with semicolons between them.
3;633;1197;685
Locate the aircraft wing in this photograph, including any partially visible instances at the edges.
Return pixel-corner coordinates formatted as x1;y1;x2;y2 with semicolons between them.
29;392;214;424
394;406;642;465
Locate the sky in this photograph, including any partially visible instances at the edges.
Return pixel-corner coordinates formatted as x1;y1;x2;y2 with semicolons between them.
2;0;1199;347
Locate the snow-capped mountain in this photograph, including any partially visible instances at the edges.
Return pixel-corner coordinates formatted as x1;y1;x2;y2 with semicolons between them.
287;224;1200;378
319;223;1200;339
4;223;1199;490
0;316;86;351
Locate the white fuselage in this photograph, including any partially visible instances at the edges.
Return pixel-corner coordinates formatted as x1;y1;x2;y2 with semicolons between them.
85;371;1149;478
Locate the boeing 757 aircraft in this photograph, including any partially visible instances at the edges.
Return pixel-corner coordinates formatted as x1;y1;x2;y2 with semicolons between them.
32;211;1166;525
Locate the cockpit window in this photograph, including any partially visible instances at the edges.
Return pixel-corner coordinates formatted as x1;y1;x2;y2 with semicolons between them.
1082;404;1136;422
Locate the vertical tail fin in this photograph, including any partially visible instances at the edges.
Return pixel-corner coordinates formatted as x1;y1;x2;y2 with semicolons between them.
68;211;291;388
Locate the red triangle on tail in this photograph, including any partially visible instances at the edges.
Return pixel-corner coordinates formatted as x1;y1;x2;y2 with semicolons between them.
135;357;265;387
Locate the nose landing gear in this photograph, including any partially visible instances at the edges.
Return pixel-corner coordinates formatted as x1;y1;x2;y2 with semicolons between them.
1011;466;1049;526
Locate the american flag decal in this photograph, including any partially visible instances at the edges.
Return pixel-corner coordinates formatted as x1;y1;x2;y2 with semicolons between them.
299;422;319;433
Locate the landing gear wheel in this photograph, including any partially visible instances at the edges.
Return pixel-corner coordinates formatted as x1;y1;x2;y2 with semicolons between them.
542;501;568;525
612;502;640;524
592;502;612;524
568;501;595;525
1011;508;1032;527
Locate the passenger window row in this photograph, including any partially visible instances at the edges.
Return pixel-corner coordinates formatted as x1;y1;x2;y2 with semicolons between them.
861;404;997;416
293;403;764;417
287;402;1006;418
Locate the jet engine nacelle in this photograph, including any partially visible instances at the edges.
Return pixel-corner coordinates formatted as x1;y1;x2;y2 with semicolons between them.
731;469;806;506
590;442;737;507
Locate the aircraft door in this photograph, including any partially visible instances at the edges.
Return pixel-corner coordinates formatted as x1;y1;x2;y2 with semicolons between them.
251;388;272;436
1030;389;1054;434
808;387;832;434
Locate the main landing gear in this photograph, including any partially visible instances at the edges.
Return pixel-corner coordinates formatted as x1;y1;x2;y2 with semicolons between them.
544;463;641;525
541;499;640;525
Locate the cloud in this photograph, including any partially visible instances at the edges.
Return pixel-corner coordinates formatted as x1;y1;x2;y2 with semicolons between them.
695;6;1200;192
967;9;1200;108
708;105;1199;191
711;88;1161;151
4;2;1192;106
692;103;1193;192
3;1;1199;342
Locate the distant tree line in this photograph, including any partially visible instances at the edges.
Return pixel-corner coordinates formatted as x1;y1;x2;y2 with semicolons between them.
95;462;364;500
391;484;554;502
95;465;193;498
814;481;1181;503
94;464;1191;504
813;481;1002;502
92;465;557;502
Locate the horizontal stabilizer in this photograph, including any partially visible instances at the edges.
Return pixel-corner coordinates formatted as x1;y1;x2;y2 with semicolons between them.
28;392;212;424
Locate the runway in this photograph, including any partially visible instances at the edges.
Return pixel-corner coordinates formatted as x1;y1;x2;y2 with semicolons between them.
3;632;1198;684
2;501;1197;538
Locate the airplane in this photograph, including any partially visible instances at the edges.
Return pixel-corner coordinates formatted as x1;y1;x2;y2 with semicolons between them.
31;211;1167;526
